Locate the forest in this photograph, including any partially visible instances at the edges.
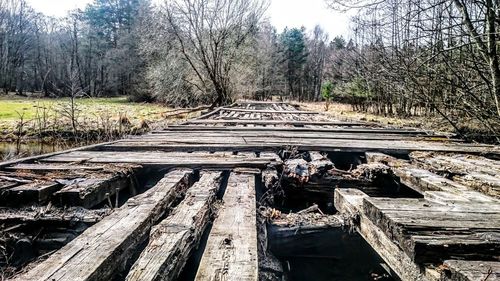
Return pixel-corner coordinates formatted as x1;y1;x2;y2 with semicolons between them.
0;0;499;142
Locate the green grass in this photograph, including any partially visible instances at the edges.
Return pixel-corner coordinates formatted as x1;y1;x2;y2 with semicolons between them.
0;96;171;132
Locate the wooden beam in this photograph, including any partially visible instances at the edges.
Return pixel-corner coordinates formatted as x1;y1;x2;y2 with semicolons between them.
158;125;432;135
96;140;499;156
13;169;193;281
41;151;276;168
185;119;364;126
195;173;258;281
334;189;428;281
5;164;105;171
0;206;108;224
54;174;133;208
362;197;500;264
220;108;319;114
366;152;499;202
126;172;223;281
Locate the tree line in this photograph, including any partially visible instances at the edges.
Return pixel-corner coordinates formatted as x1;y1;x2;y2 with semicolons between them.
325;0;500;141
1;0;499;141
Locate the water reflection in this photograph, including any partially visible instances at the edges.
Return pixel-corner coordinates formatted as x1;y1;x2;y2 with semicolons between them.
0;141;78;161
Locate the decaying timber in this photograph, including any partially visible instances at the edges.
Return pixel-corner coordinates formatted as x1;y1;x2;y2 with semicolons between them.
11;170;193;281
0;100;499;281
195;173;258;281
126;172;223;281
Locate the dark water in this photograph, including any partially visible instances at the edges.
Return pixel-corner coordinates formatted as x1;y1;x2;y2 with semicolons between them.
271;228;395;281
0;141;80;161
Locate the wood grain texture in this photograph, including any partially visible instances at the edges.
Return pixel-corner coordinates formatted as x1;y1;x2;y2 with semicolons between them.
12;169;193;281
126;171;223;281
195;173;258;281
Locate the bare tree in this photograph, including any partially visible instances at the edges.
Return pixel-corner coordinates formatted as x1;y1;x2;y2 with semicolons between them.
163;0;268;106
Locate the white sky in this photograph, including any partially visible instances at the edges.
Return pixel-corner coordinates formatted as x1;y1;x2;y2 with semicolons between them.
26;0;352;38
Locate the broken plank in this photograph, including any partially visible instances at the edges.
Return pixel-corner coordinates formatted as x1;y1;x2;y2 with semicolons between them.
126;171;223;281
195;173;258;281
12;169;193;281
334;189;428;281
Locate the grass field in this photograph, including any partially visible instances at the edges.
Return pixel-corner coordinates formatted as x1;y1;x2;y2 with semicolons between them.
0;96;166;121
0;95;178;138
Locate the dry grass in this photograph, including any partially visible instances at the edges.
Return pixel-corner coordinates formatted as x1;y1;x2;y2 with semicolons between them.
299;102;456;134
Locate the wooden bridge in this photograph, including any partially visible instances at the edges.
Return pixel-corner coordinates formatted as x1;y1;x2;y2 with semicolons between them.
0;101;499;281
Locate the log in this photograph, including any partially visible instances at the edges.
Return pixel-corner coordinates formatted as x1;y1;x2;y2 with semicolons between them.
195;173;258;281
125;171;223;281
12;169;193;281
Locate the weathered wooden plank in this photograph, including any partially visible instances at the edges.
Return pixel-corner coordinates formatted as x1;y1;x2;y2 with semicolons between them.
12;169;193;281
333;189;428;281
195;173;258;281
0;140;119;169
440;260;500;281
185;119;364;126
126;172;223;281
158;125;431;135
41;151;274;168
6;181;61;204
5;164;105;171
54;174;132;208
220;108;319;114
0;206;108;225
96;139;499;155
366;152;498;203
363;197;500;264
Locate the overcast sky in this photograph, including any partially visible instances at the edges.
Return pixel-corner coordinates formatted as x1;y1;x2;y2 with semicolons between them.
26;0;352;38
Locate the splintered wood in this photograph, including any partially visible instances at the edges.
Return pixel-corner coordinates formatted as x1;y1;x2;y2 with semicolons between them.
1;101;499;281
12;170;193;281
195;173;258;281
126;171;223;281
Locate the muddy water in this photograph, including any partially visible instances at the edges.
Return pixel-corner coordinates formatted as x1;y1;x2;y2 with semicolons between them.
0;141;77;161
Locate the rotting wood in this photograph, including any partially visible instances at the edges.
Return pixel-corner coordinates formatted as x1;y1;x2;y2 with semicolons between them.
5;164;105;172
308;151;333;176
195;173;258;281
158;125;431;135
366;152;499;202
440;260;500;281
125;171;223;281
54;173;132;208
334;189;428;281
362;197;500;264
5;181;61;204
0;206;109;225
185;119;364;126
11;169;193;281
219;108;319;114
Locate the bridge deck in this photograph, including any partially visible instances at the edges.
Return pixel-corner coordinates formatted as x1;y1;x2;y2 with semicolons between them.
1;101;499;281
